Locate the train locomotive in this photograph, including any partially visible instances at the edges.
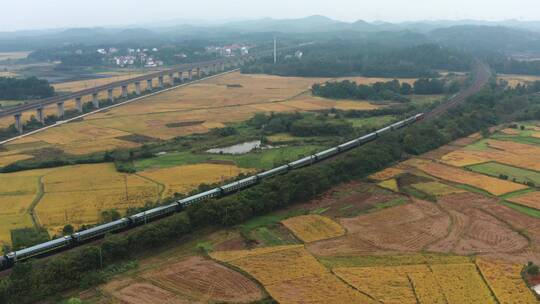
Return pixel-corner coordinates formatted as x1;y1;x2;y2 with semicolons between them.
0;113;424;271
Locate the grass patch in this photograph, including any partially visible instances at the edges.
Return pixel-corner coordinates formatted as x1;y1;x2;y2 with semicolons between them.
500;188;537;200
501;201;540;219
467;162;540;186
401;185;437;202
372;197;408;210
134;145;323;171
491;132;540;147
346;115;396;129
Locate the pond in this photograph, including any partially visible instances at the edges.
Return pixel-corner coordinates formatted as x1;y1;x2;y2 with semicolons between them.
206;140;274;155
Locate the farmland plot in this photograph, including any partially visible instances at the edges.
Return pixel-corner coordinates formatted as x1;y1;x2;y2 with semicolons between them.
281;215;345;243
476;258;538;304
211;245;377;303
35;163;159;235
411;159;528;195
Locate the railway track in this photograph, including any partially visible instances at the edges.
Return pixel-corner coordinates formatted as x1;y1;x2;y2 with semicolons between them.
425;61;492;120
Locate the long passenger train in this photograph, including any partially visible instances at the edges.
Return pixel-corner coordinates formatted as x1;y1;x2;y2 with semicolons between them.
0;113;424;271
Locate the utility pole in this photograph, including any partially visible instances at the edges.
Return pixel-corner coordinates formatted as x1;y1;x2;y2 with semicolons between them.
273;36;277;64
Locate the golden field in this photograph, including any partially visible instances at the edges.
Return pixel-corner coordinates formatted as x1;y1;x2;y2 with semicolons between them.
431;263;497;303
409;159;528;196
281;215;345;243
508;191;540;210
442;139;540;170
138;163;253;198
211;245;377;304
35;163;160;236
0;168;55;245
476;258;538;304
333;265;427;304
498;74;540;87
0;72;405;163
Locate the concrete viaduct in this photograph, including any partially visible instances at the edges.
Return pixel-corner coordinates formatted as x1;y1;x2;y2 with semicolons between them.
3;54;263;133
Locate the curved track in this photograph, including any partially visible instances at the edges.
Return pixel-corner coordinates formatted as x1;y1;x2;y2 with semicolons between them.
426;61;492;120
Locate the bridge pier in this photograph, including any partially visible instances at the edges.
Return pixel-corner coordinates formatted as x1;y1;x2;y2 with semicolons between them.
92;93;99;109
158;76;164;88
75;97;82;112
121;85;128;98
135;82;141;95
57;102;65;118
14;114;23;134
188;70;193;81
196;67;200;79
169;73;175;85
36;107;44;124
221;62;225;72
107;89;114;102
146;79;153;91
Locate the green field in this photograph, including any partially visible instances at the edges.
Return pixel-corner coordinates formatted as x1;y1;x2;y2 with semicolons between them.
134;145;323;171
346;115;396;129
467;162;540;185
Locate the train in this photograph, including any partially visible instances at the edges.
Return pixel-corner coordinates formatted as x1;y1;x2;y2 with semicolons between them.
0;113;424;271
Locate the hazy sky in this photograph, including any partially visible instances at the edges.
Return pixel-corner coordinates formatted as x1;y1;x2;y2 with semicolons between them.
1;0;539;31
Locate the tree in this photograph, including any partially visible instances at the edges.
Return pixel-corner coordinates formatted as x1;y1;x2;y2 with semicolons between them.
62;224;74;236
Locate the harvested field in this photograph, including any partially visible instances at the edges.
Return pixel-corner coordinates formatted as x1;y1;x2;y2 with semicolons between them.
443;139;540;171
35;163;159;235
476;258;538;304
281;215;345;243
210;245;377;303
431;263;497;303
309;199;450;255
411;181;465;196
138;163;252;198
101;278;192;304
141;256;263;303
410;159;528;195
427;192;529;256
508;191;540;210
293;181;403;218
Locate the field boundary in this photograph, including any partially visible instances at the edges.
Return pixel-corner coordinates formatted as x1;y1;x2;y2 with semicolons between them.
0;69;241;146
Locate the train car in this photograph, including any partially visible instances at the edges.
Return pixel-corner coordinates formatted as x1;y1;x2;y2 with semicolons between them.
0;255;10;271
220;176;258;193
8;235;73;262
178;188;222;207
315;147;340;160
129;203;178;225
288;155;317;169
73;218;130;243
338;139;360;151
357;132;377;144
256;164;289;179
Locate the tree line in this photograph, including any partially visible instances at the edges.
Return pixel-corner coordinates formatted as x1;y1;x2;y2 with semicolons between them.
0;77;55;100
242;43;472;78
312;78;458;102
3;76;540;303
